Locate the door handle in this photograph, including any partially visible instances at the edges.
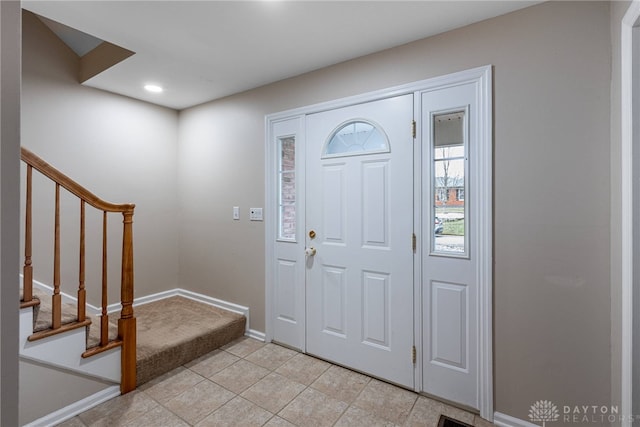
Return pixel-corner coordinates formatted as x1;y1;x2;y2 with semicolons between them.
305;247;317;257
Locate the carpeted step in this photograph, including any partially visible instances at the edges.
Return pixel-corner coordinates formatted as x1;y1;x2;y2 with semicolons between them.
133;296;246;386
23;289;246;387
30;287;78;332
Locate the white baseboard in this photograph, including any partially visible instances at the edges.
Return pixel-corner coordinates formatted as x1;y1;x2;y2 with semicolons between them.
23;385;120;427
134;289;266;342
24;277;255;334
109;288;253;333
246;329;266;342
494;412;538;427
176;289;250;324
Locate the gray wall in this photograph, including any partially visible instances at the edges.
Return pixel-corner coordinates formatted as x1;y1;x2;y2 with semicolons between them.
1;1;21;426
19;359;114;425
178;1;612;421
21;11;180;305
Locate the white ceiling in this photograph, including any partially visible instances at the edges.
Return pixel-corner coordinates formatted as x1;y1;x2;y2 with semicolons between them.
23;1;541;110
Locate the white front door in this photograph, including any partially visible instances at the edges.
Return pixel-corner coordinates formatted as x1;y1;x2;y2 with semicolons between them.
305;95;415;388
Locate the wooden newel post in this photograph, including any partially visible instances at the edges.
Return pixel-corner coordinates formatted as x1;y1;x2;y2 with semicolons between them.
119;207;136;394
23;165;33;304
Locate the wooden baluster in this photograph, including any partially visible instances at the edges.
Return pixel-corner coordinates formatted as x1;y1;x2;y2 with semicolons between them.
23;165;33;303
119;209;136;393
101;211;109;346
77;201;86;322
52;184;62;330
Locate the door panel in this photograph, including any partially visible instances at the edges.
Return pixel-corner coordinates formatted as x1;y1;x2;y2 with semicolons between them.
305;95;414;388
321;164;346;243
362;271;390;348
362;161;389;247
431;281;467;370
422;82;479;408
274;259;297;323
321;265;347;336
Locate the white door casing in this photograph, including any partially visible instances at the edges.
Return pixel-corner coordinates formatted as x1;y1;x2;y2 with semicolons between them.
266;65;492;419
622;2;640;424
305;95;415;388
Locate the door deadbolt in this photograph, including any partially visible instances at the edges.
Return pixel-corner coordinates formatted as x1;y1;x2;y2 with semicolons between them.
309;230;316;239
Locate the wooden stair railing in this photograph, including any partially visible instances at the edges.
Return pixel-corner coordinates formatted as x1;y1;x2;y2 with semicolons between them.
20;147;137;394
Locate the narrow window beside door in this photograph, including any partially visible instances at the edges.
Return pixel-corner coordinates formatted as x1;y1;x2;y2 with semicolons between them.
278;136;296;241
432;110;467;255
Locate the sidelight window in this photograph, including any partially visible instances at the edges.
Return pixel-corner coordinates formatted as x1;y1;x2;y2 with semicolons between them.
432;110;468;256
278;136;296;241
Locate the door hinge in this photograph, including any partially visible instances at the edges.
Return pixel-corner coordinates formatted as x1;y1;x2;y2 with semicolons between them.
412;233;416;252
412;345;417;364
412;120;416;139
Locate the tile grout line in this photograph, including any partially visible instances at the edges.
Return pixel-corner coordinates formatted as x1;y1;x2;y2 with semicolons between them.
60;338;486;427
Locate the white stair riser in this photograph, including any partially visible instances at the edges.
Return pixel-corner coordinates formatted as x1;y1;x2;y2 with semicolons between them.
19;307;120;383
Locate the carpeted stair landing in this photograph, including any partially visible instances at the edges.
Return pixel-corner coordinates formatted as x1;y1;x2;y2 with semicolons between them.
24;289;246;387
134;296;246;385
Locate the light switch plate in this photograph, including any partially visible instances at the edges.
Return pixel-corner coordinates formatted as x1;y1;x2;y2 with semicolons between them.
233;206;240;220
249;207;263;221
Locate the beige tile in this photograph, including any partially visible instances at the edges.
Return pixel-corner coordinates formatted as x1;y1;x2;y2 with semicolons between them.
264;416;297;427
185;349;240;378
139;366;205;404
404;396;440;426
211;359;270;393
163;379;235;425
120;405;190;427
275;353;331;386
195;396;273;427
245;343;298;370
474;415;496;427
241;372;306;413
405;396;475;427
279;387;348;427
352;379;417;425
334;406;399;427
310;365;370;404
221;336;266;358
78;390;158;426
54;417;86;427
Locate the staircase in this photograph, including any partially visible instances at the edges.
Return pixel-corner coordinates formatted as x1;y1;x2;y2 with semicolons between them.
18;148;247;424
20;147;136;392
21;284;246;386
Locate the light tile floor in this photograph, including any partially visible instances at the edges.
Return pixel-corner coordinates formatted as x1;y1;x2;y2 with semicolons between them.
56;337;494;427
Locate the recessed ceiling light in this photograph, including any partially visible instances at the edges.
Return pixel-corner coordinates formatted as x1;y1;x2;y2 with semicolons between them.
144;84;163;93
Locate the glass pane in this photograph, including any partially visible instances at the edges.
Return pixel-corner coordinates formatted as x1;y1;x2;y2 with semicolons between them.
280;172;295;203
280;204;296;240
324;121;389;157
280;137;295;171
278;137;295;240
433;111;466;255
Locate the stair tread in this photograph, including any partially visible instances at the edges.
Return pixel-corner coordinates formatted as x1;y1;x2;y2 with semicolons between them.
29;286;119;347
32;293;79;333
134;296;246;386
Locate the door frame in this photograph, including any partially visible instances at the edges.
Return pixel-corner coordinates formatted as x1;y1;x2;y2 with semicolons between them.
621;2;640;424
265;65;493;420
